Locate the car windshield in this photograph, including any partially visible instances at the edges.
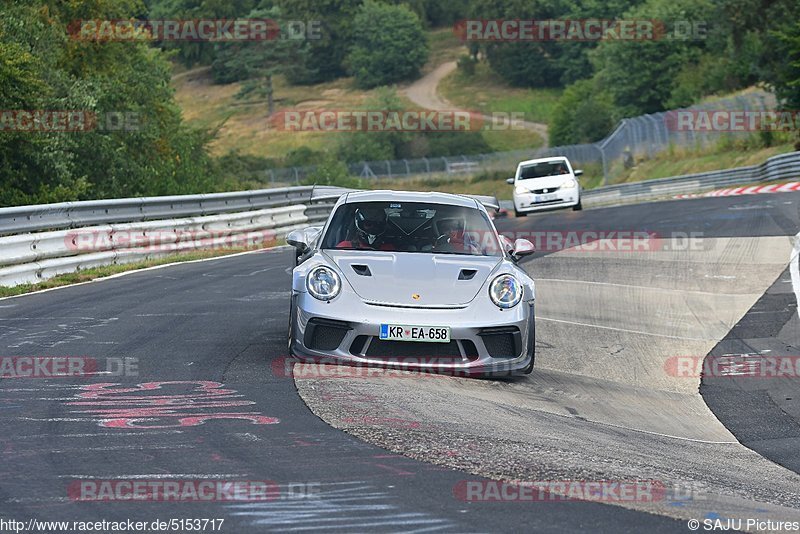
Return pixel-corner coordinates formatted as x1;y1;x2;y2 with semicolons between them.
518;160;570;179
321;201;503;256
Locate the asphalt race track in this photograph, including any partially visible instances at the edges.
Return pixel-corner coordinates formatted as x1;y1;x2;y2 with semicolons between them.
1;192;799;532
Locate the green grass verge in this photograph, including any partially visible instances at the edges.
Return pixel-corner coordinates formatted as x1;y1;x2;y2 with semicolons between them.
439;62;561;125
607;139;796;186
425;28;464;73
480;128;544;152
0;245;275;298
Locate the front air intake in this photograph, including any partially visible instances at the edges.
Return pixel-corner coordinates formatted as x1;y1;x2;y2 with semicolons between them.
365;339;461;359
478;326;521;358
304;318;351;351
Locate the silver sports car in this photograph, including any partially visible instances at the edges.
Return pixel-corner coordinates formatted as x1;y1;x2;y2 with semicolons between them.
286;190;536;376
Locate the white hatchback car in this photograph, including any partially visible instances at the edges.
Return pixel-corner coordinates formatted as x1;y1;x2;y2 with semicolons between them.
508;156;583;216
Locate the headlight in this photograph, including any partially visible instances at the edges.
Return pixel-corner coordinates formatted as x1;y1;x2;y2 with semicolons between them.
515;184;530;194
307;266;341;301
562;178;577;189
489;274;523;309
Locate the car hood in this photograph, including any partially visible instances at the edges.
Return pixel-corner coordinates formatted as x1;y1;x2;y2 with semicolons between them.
323;250;502;307
516;174;572;190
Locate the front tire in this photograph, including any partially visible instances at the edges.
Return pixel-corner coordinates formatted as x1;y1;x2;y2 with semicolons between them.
515;209;527;217
521;305;535;374
572;199;583;211
287;294;297;356
521;354;535;374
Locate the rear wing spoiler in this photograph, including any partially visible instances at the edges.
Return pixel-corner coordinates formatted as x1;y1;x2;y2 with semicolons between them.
461;194;500;211
310;185;353;201
310;187;500;211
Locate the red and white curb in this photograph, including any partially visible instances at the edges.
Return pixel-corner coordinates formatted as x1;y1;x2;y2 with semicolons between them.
675;181;800;199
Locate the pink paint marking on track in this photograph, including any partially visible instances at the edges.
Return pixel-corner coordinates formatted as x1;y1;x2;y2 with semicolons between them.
65;381;280;429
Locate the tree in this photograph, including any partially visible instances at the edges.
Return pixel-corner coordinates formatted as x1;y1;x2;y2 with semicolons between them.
591;0;715;115
0;0;218;206
335;87;411;162
146;0;258;67
468;0;645;88
346;1;428;89
767;20;800;110
333;87;492;162
467;0;567;88
211;7;298;115
549;79;615;145
276;0;363;84
302;155;361;188
377;0;470;27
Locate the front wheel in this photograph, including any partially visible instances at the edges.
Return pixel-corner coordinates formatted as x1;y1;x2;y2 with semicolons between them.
515;209;527;217
572;199;583;211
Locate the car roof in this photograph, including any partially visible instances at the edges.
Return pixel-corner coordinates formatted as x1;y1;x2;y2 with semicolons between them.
517;156;570;166
343;190;480;209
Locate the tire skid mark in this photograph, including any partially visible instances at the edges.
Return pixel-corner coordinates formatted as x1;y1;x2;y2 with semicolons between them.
226;481;458;533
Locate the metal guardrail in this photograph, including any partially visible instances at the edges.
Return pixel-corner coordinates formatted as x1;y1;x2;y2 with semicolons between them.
1;151;798;287
0;186;344;287
582;150;800;206
0;185;350;237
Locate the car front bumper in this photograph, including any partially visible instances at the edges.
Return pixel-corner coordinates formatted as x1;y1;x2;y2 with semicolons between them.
514;188;580;213
289;289;535;376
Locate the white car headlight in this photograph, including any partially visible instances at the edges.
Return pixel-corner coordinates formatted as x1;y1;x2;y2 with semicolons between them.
562;178;577;189
307;266;341;301
489;274;523;309
514;184;530;195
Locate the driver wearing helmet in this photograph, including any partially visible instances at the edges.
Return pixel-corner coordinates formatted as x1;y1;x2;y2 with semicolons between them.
434;216;479;253
336;206;396;250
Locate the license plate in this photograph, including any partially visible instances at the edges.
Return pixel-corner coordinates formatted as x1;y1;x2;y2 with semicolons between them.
534;193;558;203
380;324;451;343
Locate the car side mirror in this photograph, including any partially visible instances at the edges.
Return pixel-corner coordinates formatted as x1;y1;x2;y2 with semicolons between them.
286;230;309;252
506;178;515;185
511;238;535;260
574;169;583;176
286;226;322;252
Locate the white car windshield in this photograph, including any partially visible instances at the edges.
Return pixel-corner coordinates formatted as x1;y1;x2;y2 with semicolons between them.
321;201;503;256
518;161;571;179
